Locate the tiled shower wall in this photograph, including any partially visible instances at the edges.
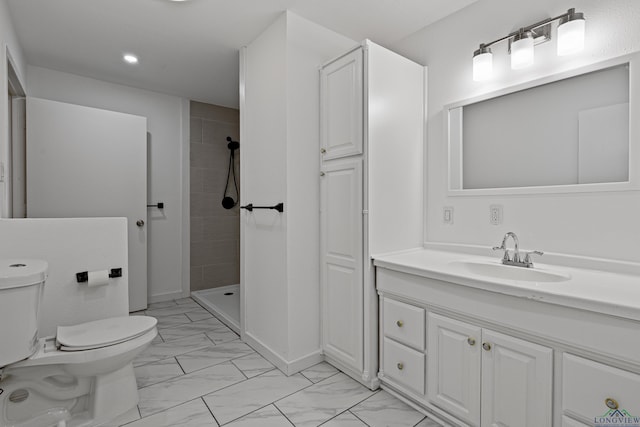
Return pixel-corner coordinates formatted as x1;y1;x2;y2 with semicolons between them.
190;101;240;291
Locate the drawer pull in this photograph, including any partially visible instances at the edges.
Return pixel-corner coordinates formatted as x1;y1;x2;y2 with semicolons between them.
482;342;492;351
605;398;619;410
396;320;404;327
397;362;404;370
467;337;476;346
320;148;326;153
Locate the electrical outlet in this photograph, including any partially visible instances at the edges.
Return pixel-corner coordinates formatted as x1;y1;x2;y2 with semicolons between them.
490;204;503;225
443;206;454;225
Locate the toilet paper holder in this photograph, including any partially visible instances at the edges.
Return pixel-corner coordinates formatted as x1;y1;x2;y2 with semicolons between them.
76;268;122;283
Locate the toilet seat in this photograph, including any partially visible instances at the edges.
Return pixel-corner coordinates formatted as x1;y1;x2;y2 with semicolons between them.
57;316;157;351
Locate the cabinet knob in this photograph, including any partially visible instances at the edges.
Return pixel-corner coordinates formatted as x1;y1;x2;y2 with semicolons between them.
136;219;145;227
605;398;619;410
396;320;404;327
320;148;326;154
320;171;325;177
482;342;492;351
397;362;404;370
467;337;476;346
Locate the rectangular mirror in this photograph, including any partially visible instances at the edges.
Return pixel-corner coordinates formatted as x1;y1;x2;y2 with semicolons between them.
447;53;639;195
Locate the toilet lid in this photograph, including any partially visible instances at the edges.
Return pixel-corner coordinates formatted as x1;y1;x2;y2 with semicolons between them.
57;316;157;351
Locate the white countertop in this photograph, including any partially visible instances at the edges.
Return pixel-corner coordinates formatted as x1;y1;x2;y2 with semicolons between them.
373;248;640;321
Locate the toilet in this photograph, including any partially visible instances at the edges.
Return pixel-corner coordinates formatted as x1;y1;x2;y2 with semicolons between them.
0;259;157;427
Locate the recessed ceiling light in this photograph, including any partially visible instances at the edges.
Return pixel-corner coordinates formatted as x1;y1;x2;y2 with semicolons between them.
123;54;139;64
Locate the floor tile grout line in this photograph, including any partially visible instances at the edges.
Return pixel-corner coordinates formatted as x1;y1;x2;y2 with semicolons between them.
174;355;187;375
137;372;248;421
268;373;375;425
412;416;429;427
134;340;250;382
136;354;250;391
300;369;341;384
347;409;373;427
273;403;297;427
210;372;316;425
174;346;256;375
201;396;222;426
128;396;215;425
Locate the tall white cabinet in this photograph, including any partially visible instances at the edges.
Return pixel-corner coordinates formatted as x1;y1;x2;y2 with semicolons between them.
319;40;425;387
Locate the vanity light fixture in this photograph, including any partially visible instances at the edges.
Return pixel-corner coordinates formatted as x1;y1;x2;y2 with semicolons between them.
510;30;534;70
557;9;586;55
472;8;585;81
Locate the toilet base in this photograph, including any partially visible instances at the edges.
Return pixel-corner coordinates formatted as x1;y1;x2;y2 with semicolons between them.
0;363;138;427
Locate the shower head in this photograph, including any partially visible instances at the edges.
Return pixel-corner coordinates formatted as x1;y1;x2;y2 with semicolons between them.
226;136;240;151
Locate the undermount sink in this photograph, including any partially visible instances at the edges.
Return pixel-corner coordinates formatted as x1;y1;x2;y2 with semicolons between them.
449;260;571;283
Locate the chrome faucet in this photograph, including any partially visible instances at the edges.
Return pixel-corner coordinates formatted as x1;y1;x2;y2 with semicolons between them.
493;232;543;268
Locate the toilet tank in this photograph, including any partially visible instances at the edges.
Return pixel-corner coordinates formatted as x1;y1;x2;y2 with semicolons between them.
0;259;47;368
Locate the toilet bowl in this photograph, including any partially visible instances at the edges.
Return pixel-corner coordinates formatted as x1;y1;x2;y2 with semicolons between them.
0;259;157;427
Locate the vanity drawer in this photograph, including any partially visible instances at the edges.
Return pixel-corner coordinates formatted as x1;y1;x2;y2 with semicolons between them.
382;337;425;395
383;298;425;350
563;353;640;421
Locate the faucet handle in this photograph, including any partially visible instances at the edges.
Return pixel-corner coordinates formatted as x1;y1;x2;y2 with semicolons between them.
492;245;510;261
523;250;544;264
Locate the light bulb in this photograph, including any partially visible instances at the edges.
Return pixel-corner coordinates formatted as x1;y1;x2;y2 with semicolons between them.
473;46;493;81
557;10;585;56
123;54;139;64
511;31;534;70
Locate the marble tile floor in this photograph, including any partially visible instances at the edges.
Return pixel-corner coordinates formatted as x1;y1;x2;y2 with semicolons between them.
110;297;444;427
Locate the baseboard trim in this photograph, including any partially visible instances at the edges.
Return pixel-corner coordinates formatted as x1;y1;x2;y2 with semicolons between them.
324;355;380;390
242;333;323;376
148;290;185;304
381;382;464;427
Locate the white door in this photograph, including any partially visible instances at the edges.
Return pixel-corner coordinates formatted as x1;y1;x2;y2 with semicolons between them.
320;158;363;372
427;312;481;426
320;48;363;161
26;97;148;311
481;329;553;427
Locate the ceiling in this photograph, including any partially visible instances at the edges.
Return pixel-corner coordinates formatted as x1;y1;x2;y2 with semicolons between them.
6;0;476;108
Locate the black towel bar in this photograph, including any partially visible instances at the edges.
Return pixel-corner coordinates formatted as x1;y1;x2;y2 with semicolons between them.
240;203;284;213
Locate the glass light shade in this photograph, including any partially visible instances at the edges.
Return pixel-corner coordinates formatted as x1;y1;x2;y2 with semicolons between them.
511;34;534;70
473;50;493;81
557;17;585;56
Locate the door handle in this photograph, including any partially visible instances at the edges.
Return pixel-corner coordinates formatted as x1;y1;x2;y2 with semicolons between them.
136;220;145;227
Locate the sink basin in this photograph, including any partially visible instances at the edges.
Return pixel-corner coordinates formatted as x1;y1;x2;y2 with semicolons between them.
448;260;571;283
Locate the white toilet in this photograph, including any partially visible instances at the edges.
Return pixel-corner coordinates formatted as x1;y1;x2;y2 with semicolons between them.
0;259;157;427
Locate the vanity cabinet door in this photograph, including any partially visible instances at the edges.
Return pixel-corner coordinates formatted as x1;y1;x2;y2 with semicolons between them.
481;329;552;427
427;313;481;426
320;48;363;161
320;158;364;372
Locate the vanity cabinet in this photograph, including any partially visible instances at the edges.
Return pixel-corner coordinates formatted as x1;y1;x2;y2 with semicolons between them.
375;260;640;427
428;312;552;427
319;40;424;387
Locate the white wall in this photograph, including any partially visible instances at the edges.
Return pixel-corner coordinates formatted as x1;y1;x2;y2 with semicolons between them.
242;11;355;371
0;218;129;337
0;0;27;217
392;0;640;262
243;13;289;358
27;66;189;302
